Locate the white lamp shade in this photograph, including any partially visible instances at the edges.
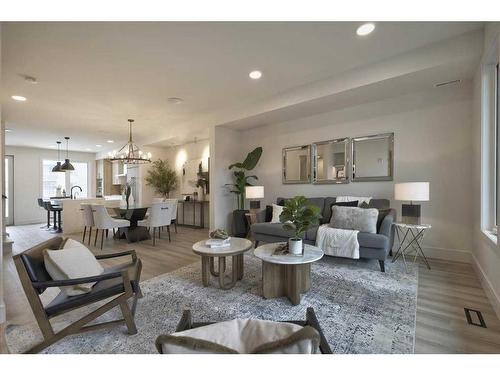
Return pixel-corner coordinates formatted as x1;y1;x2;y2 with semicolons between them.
395;182;429;201
245;186;264;199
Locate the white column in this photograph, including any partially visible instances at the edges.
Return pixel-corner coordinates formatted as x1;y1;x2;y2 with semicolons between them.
0;22;6;332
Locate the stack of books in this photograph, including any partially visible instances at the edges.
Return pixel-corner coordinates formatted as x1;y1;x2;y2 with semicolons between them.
205;238;231;248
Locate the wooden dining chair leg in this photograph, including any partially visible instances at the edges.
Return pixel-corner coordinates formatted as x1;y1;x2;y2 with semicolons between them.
106;229;109;238
94;229;99;246
153;228;156;246
82;226;87;242
113;228;116;236
158;227;161;240
88;227;92;245
100;230;105;250
167;225;171;242
174;221;178;233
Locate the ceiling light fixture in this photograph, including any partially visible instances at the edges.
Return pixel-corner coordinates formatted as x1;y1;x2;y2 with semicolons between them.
11;95;27;101
52;141;65;173
5;129;13;133
356;23;375;36
167;97;184;104
249;70;262;80
96;144;102;147
106;140;114;143
107;119;152;164
23;75;38;84
61;137;75;171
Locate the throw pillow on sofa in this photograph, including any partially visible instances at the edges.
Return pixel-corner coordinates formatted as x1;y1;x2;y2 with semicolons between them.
325;200;358;222
330;206;378;233
271;204;284;223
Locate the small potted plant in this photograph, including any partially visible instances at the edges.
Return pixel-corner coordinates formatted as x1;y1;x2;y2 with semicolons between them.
279;196;322;255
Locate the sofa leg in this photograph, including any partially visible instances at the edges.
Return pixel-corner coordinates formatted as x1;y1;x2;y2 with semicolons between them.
378;260;385;272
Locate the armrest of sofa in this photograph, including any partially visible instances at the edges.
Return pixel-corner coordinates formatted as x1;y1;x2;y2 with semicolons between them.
379;209;396;238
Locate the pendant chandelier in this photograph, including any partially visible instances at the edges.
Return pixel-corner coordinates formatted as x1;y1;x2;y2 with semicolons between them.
52;141;64;172
61;136;75;171
107;119;151;164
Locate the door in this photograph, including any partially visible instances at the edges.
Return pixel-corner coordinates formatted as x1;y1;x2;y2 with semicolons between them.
4;155;14;225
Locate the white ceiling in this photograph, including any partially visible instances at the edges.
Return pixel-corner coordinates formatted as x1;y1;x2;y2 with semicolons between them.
1;22;483;152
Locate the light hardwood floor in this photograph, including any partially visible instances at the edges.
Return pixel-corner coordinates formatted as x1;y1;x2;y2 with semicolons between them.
2;223;500;353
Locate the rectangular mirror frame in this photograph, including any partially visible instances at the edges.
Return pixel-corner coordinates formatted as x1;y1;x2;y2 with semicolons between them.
282;145;312;184
351;133;394;182
312;138;350;184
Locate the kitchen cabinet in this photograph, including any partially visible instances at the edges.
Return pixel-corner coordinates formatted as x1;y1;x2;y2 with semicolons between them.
112;161;127;185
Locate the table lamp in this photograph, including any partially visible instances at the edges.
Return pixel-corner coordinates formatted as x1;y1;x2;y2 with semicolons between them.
245;186;264;213
394;182;429;224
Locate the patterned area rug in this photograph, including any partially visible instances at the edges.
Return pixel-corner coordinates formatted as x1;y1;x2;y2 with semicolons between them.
7;254;418;354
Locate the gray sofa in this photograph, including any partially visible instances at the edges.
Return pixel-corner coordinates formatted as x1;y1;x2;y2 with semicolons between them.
251;197;396;272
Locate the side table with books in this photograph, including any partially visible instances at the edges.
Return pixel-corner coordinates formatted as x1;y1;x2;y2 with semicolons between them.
192;237;253;290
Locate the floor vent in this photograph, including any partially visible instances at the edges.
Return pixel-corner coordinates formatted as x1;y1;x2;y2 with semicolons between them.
464;308;487;328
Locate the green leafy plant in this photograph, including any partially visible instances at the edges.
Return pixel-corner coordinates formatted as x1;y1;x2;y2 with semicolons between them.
145;159;178;199
279;196;322;240
226;147;263;210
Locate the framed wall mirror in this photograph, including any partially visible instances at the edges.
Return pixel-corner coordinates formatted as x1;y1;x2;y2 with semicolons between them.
312;138;349;184
282;145;311;184
351;133;394;182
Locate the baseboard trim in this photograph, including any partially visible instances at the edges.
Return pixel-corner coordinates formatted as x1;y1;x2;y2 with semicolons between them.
472;254;500;320
422;246;472;263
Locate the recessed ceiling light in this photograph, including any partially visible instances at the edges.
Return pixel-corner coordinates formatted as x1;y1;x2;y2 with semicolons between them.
107;140;114;143
167;97;184;104
49;145;56;148
356;23;375;36
11;95;27;101
95;144;102;147
5;129;13;132
249;70;262;80
85;148;92;151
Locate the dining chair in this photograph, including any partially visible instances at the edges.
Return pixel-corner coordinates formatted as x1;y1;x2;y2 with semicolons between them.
138;201;174;245
165;198;179;233
80;203;94;245
92;204;131;249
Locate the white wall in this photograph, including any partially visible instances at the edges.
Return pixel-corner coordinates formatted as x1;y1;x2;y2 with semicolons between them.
210;126;245;231
218;85;474;261
0;22;5;327
4;146;97;225
471;22;500;319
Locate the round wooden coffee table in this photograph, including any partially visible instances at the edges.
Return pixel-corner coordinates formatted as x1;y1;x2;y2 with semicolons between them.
192;238;253;289
254;243;324;305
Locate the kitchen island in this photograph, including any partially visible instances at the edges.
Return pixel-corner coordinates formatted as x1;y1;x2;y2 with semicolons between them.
51;196;122;234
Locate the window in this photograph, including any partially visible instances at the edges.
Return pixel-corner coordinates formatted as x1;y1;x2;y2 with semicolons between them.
42;160;89;198
481;41;500;242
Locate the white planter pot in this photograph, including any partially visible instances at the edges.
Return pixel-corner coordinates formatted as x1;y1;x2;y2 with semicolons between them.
288;238;303;255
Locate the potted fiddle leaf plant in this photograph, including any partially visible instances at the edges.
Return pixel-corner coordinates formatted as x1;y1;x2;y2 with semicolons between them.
225;147;263;237
280;196;322;255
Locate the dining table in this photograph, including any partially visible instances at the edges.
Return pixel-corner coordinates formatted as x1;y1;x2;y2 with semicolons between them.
113;204;150;243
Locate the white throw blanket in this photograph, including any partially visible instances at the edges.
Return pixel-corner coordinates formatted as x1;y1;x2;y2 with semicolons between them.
315;224;360;259
336;196;372;206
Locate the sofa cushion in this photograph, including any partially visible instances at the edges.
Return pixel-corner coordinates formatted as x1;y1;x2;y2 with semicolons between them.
271;204;285;223
252;222;297;238
357;232;389;249
305;226;320;241
324;200;358;223
265;205;273;222
330;206;378;233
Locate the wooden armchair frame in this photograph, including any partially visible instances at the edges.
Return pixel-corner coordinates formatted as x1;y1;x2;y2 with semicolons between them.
13;237;143;354
158;307;332;354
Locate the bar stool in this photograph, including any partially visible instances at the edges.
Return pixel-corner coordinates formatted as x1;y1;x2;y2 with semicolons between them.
38;198;51;229
45;201;63;233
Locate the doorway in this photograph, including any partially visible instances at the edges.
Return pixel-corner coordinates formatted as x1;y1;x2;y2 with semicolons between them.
4;155;14;226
